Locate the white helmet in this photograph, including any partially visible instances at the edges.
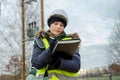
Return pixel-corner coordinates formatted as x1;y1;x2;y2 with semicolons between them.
47;9;68;27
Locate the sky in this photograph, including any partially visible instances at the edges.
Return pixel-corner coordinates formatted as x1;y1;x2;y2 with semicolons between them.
0;0;120;70
43;0;120;69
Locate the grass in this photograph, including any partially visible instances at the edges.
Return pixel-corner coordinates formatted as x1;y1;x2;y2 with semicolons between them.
79;76;120;80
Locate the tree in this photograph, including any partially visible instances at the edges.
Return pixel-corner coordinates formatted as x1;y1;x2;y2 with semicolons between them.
0;0;40;76
5;54;22;80
108;13;120;64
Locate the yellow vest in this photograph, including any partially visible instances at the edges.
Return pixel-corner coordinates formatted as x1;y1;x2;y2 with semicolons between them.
36;37;79;80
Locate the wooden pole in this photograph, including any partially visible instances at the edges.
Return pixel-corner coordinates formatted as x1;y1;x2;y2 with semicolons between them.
40;0;44;31
21;0;26;80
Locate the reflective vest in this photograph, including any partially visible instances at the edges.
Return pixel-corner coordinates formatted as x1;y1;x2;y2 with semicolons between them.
36;37;79;80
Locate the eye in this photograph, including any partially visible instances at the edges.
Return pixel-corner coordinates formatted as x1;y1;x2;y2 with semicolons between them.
60;24;64;27
54;22;58;25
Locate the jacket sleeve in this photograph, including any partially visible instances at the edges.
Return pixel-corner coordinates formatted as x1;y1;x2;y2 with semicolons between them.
31;40;50;69
58;49;81;73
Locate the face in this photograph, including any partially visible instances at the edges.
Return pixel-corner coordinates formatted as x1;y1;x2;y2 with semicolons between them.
49;21;65;35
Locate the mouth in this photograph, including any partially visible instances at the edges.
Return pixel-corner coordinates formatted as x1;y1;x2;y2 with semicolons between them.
55;30;60;33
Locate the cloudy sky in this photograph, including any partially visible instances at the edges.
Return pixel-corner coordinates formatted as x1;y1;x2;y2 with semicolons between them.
43;0;120;69
1;0;120;69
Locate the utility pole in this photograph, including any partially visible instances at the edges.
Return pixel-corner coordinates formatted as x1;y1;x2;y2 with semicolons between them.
21;0;44;80
40;0;44;31
21;0;26;80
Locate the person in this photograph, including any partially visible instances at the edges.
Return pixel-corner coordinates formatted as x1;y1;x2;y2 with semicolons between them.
26;9;81;80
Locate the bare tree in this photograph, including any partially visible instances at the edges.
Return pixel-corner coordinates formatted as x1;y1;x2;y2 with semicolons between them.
5;54;22;80
108;13;120;64
0;0;40;75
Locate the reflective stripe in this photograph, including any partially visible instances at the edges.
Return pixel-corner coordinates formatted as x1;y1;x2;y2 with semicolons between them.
42;37;49;49
37;67;46;74
62;37;72;40
49;75;60;80
37;68;78;77
49;70;78;77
